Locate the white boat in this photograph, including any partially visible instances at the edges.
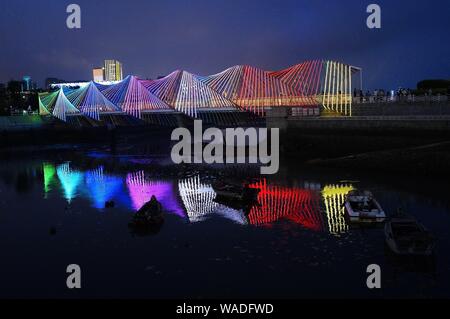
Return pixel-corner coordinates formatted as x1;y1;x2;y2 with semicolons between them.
344;190;386;222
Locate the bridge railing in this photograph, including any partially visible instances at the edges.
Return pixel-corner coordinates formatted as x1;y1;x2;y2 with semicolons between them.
352;94;449;104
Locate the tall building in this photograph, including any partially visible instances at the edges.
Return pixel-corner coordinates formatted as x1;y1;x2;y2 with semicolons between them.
93;67;104;82
22;76;32;92
104;60;123;81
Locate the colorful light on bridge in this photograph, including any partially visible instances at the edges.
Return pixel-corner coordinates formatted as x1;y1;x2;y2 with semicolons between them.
52;88;81;122
66;82;120;120
39;60;358;121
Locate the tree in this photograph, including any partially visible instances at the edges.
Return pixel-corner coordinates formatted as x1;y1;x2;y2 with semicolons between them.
7;80;22;94
417;79;450;95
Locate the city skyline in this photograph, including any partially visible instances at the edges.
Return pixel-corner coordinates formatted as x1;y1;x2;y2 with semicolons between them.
0;0;449;90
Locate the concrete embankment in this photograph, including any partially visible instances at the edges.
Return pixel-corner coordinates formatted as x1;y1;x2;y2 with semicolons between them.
285;116;450;135
2;109;450;177
276;123;450;177
0;115;51;131
0;115;174;151
266;104;450;177
302;141;450;177
267;101;450;135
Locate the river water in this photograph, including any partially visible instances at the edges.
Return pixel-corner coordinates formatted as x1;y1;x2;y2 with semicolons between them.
0;145;449;298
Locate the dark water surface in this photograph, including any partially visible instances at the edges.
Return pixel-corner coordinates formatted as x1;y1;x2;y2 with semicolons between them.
0;145;449;299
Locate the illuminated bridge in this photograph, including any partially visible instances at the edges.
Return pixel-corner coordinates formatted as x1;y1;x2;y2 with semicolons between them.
39;60;361;124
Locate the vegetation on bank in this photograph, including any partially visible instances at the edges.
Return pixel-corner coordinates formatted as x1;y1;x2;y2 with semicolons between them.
415;79;450;95
0;81;39;116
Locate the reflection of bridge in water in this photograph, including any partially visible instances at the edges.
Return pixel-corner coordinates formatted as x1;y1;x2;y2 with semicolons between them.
43;163;355;234
177;175;355;234
178;175;219;222
126;171;185;217
247;179;324;231
39;61;361;125
322;184;355;235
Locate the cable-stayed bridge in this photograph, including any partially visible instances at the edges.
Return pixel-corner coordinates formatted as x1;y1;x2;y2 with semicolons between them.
39;61;361;125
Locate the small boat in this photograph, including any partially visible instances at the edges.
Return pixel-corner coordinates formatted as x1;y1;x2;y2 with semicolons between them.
213;180;260;203
344;190;386;222
385;214;435;256
128;196;164;235
105;200;115;209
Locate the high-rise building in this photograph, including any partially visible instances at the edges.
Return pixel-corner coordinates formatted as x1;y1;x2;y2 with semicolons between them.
104;60;123;82
22;76;32;92
93;67;104;82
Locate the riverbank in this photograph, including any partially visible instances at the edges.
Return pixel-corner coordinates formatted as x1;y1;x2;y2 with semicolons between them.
2;114;450;177
286;116;450;134
279;127;450;177
302;141;450;177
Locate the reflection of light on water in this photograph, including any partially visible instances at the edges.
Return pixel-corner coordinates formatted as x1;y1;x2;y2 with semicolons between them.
248;179;324;230
43;163;56;196
322;184;354;235
178;176;218;222
177;176;325;228
46;161;354;236
85;166;123;209
215;205;248;225
56;163;83;203
126;171;185;216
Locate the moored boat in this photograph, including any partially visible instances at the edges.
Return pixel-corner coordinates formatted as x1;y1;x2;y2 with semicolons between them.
385;214;435;256
128;196;164;235
344;190;386;222
212;180;260;203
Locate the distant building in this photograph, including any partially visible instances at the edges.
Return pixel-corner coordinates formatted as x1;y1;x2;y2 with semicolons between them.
45;77;66;89
0;83;5;98
22;76;32;92
104;60;123;82
93;67;104;82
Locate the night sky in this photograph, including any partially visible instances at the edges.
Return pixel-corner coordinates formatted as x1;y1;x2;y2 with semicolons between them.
0;0;449;90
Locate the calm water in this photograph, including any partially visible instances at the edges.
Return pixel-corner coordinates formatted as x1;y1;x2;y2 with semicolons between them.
0;146;450;299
